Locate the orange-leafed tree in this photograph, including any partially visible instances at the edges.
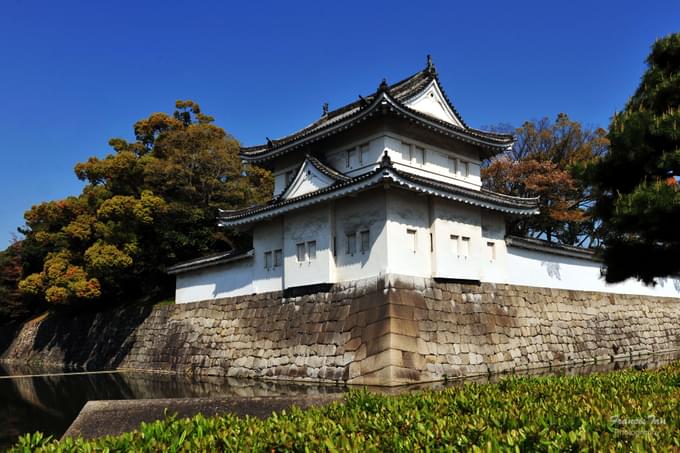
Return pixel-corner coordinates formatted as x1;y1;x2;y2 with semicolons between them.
482;114;608;245
15;100;272;309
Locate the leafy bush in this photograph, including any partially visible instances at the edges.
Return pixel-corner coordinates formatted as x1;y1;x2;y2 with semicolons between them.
11;362;680;451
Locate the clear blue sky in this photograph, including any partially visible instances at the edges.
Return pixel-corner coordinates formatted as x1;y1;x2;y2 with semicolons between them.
1;0;678;247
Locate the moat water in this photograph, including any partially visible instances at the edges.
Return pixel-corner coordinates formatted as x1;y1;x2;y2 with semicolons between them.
2;352;680;449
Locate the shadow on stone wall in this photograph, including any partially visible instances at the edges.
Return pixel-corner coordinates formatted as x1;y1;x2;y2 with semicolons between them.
2;305;154;370
41;305;153;369
0;323;21;357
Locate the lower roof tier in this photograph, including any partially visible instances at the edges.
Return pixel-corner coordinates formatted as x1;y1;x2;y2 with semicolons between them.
219;153;538;228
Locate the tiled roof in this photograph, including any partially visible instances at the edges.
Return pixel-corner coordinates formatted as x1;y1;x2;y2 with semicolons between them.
267;154;350;204
305;154;351;182
219;154;538;227
240;59;514;163
506;236;600;261
396;170;540;210
167;249;254;274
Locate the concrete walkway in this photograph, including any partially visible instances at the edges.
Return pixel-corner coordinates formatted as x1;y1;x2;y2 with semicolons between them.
63;395;342;440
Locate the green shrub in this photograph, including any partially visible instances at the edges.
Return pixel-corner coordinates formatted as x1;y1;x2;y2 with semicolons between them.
11;362;680;452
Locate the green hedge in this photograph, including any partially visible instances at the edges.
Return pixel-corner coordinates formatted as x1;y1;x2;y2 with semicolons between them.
11;362;680;452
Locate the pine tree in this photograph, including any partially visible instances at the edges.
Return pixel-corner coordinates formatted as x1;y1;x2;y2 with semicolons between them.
591;32;680;283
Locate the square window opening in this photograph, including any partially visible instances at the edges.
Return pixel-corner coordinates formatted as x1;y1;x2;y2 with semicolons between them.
461;236;470;257
346;149;355;168
448;157;458;175
346;233;356;255
307;241;317;260
487;242;496;261
359;143;369;165
360;230;370;253
296;242;306;262
407;229;417;253
284;170;295;186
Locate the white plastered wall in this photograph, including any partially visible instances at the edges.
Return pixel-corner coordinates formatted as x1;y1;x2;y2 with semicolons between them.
385;190;432;278
334;190;388;282
175;259;255;303
281;159;336;199
429;198;482;280
480;211;508;282
382;134;481;190
505;246;680;298
325;135;383;177
403;80;464;127
283;204;334;288
252;219;284;292
320;134;481;191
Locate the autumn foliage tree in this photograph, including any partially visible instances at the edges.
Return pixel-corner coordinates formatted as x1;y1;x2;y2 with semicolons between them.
482;114;609;245
0;241;30;322
15;100;272;308
590;33;680;284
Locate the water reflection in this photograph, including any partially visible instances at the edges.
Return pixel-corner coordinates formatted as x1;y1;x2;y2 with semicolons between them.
1;351;679;449
0;364;345;449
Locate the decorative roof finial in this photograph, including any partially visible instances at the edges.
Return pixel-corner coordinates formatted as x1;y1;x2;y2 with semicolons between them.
266;137;273;148
381;150;393;167
322;102;329;116
426;54;436;74
378;78;389;93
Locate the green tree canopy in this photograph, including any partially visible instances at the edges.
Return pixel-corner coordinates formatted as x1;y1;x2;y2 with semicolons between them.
16;100;272;307
482;114;608;246
591;33;680;284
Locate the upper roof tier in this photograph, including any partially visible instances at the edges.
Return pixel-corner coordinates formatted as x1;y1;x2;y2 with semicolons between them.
240;57;515;164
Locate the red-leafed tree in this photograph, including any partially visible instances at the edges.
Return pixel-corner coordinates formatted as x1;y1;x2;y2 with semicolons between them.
482;114;609;245
0;240;35;323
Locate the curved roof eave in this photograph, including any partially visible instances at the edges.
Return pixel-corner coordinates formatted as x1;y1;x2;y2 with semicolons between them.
240;92;514;164
218;164;538;228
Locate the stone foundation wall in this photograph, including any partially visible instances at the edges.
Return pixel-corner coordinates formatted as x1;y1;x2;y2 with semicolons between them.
2;275;680;386
383;276;680;382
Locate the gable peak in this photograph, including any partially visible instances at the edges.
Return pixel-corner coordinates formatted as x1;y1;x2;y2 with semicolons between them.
426;54;437;75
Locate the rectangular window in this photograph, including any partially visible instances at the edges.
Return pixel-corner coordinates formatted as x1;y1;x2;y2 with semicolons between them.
307;241;316;260
461;236;470;257
401;142;411;160
264;251;272;269
359;143;369;165
346;149;355;168
360;230;370;253
346;233;356;255
284;170;294;186
430;233;433;252
411;146;424;165
333;236;337;257
487;242;496;261
461;161;469;177
296;242;306;262
448;157;458;175
407;229;417;253
274;249;283;267
451;234;459;255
